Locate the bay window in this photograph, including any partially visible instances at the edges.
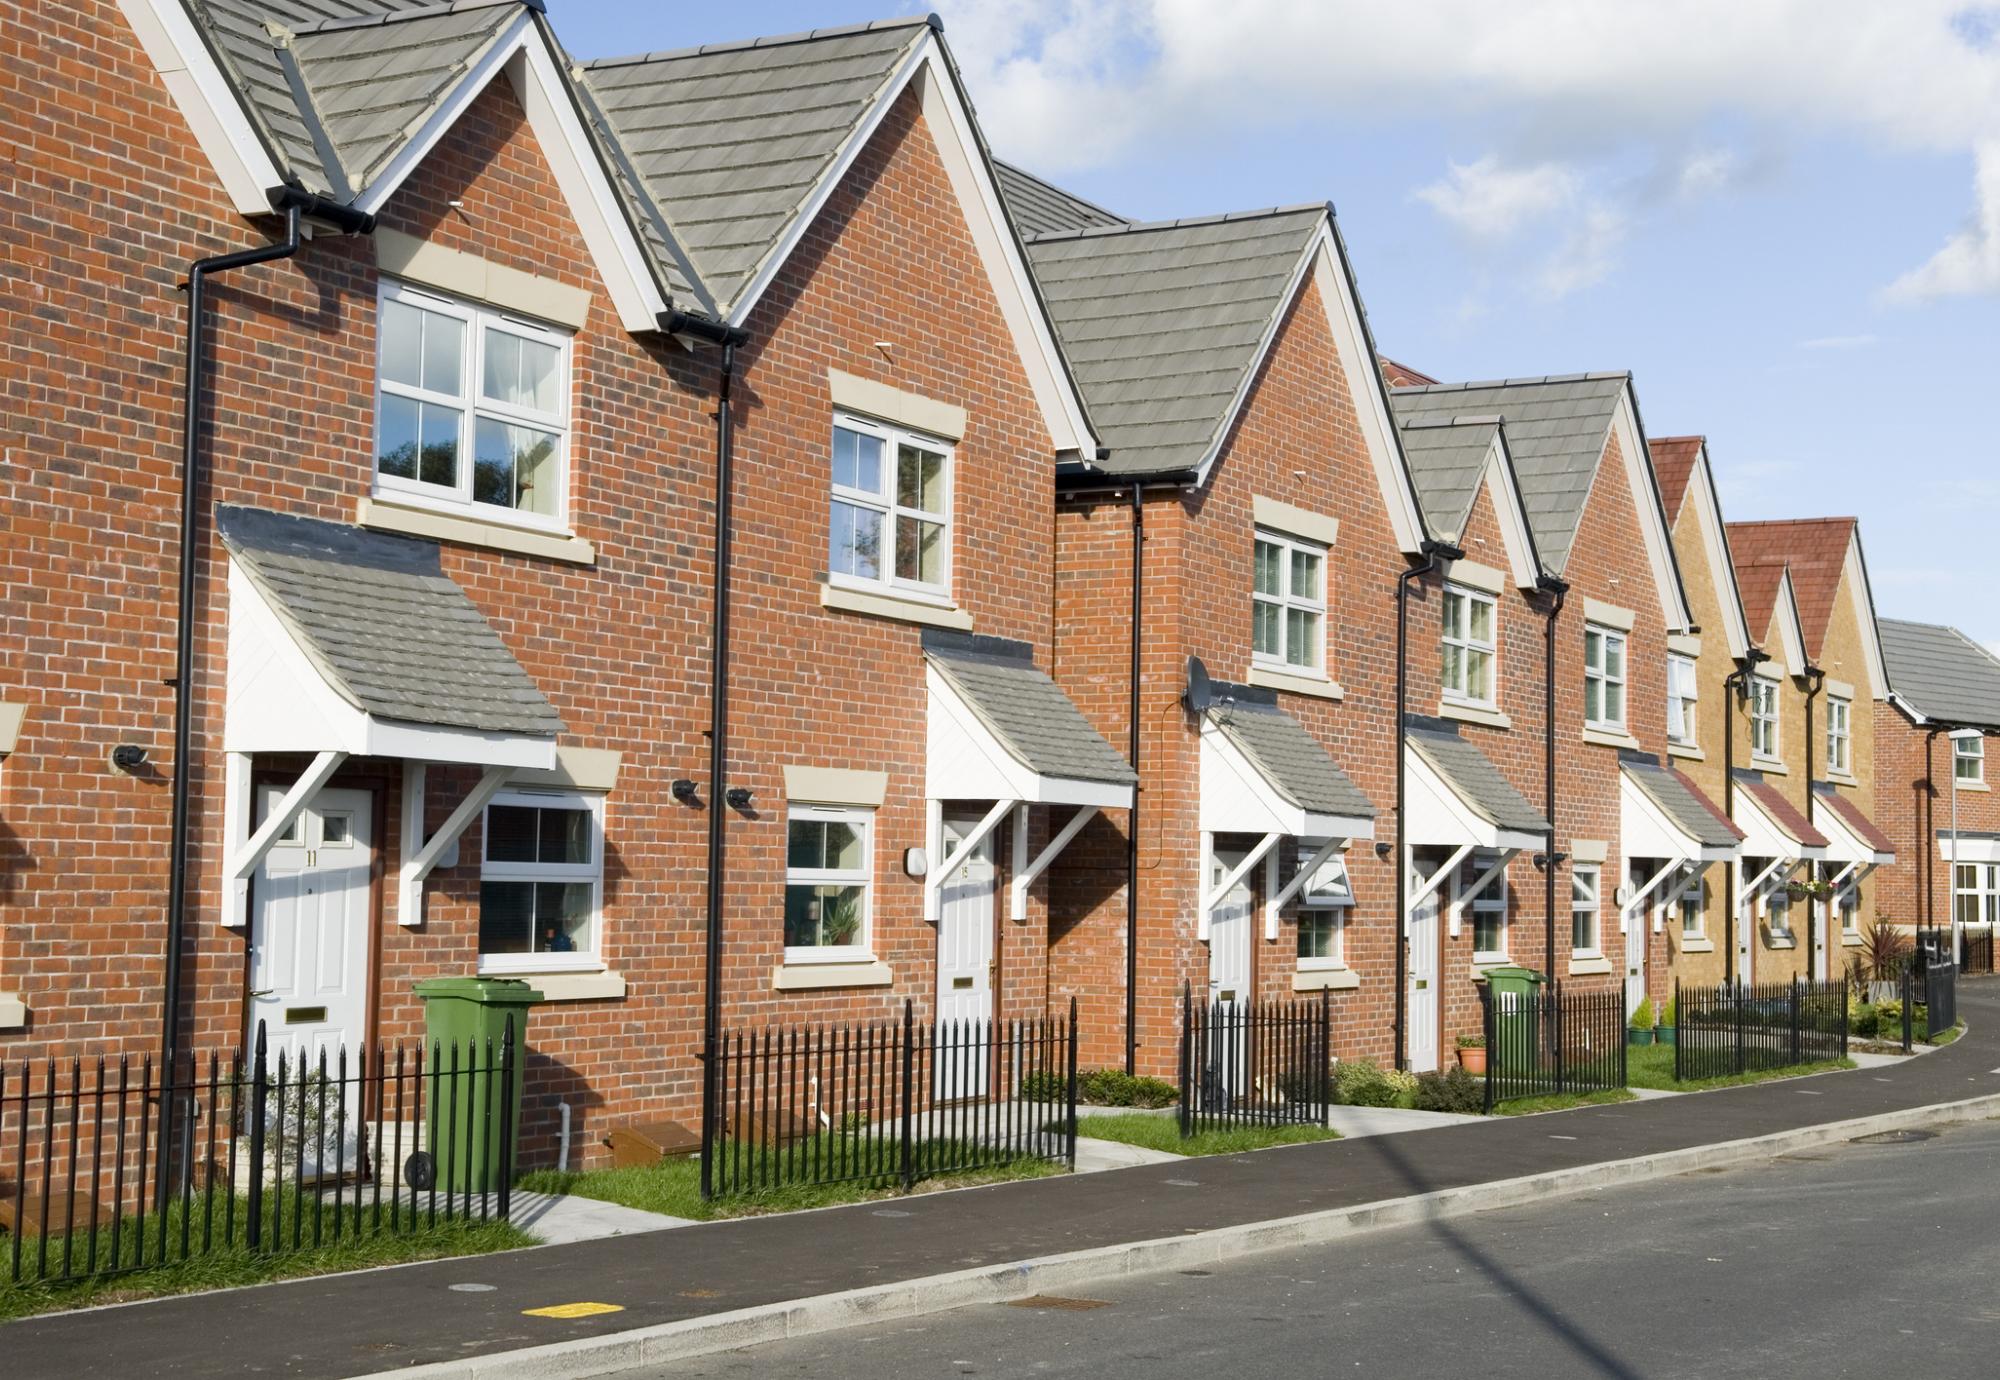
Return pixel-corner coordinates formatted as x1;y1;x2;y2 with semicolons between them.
829;415;952;600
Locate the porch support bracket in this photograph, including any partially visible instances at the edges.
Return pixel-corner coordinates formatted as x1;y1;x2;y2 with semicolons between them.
221;749;347;928
1198;831;1282;942
1010;805;1098;922
1263;836;1343;940
398;763;513;927
924;796;1016;923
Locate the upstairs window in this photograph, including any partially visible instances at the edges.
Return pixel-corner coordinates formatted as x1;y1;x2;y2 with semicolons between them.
1956;735;1985;785
375;281;571;526
479;791;602;972
1667;654;1699;746
828;415;952;601
1570;864;1602;955
1584;626;1627;730
1252;529;1326;673
1825;695;1852;777
1750;676;1782;762
1441;585;1497;707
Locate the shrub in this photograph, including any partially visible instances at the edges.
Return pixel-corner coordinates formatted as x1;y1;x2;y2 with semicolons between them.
1333;1058;1412;1108
1455;1033;1486;1049
1850;1003;1880;1039
1866;923;1912;983
1661;995;1676;1028
1020;1067;1180;1107
1630;998;1654;1031
1412;1066;1484;1114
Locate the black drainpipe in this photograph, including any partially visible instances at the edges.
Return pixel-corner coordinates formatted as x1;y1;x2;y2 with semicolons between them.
163;188;374;1205
1125;484;1144;1074
669;310;751;1201
1538;577;1569;970
1395;539;1460;1071
1923;727;1942;932
1720;652;1763;984
1802;664;1825;972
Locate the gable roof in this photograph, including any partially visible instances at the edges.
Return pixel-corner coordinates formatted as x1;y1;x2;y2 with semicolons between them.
1389;374;1631;576
1398;417;1499;540
1208;696;1376;821
922;633;1136;788
1648;436;1703;521
1881;619;2000;730
1726;518;1859;662
994;160;1125;236
216;503;562;737
1379;357;1438;388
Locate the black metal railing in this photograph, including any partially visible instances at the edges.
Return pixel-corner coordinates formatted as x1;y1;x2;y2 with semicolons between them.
1962;928;1996;976
1674;979;1847;1082
1911;960;1957;1042
1481;983;1625;1111
706;999;1077;1199
3;1020;516;1287
1178;986;1331;1134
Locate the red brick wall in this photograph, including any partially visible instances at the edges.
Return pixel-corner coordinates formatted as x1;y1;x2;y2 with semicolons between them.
1875;708;1999;929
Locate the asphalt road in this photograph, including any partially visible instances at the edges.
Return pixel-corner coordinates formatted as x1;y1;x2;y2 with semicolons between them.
634;1114;2000;1380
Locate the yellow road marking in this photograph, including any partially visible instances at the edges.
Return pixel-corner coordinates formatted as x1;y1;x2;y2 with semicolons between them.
523;1302;625;1319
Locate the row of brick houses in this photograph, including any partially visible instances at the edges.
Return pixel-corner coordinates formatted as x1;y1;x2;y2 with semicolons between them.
4;1;1997;1165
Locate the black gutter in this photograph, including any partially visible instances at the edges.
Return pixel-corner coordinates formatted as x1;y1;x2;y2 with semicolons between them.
1124;484;1143;1074
163;187;374;1207
1395;539;1461;1070
1538;576;1570;971
1802;664;1825;972
672;309;751;1202
1720;650;1764;985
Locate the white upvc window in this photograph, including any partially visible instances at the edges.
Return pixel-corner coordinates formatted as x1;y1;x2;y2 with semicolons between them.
1837;871;1861;936
1441;584;1497;707
1667;654;1699;746
1955;735;1985;784
785;804;874;962
374;280;572;528
1825;696;1852;777
1570;864;1602;955
1295;842;1351;968
1762;863;1793;936
1463;853;1509;959
479;790;604;972
1252;529;1327;673
1677;873;1705;938
828;414;952;601
1954;863;2000;926
1750;675;1782;762
1583;626;1627;730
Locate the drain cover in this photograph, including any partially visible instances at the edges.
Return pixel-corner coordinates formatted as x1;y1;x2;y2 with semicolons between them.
1005;1295;1110;1311
1852;1129;1938;1145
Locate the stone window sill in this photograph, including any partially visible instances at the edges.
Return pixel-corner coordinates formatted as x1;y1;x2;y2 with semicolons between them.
1668;740;1705;762
1292;966;1360;992
772;959;895;991
1581;725;1640;751
1751;756;1788;776
1678;936;1715;953
819;581;973;631
0;992;24;1031
1248;665;1345;701
1763;933;1797;950
1439;699;1511;731
496;970;626;1003
1825;770;1860;788
1842;933;1866;947
357;495;596;565
1567;955;1614;976
1955;780;1991;793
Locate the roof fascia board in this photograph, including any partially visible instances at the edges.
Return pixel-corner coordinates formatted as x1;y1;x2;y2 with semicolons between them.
1843;529;1891;699
120;0;285;214
1480;432;1546;589
1771;569;1807;676
1610;384;1695;631
349;20;668;330
1307;230;1428;553
1686;450;1752;660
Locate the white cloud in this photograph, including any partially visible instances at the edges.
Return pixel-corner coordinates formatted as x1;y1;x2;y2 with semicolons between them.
1799;333;1881;349
1538;204;1627;298
1415;157;1580;237
941;0;2000;299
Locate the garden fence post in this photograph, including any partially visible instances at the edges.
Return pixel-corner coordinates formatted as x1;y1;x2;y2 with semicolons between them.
899;999;915;1192
1840;976;1849;1060
1319;986;1332;1123
1178;982;1192;1138
1734;982;1746;1076
1673;979;1683;1083
1065;998;1079;1168
1480;986;1495;1113
497;1015;515;1222
1553;982;1566;1096
1618;990;1628;1090
246;1022;267;1252
1790;977;1801;1067
1902;966;1914;1054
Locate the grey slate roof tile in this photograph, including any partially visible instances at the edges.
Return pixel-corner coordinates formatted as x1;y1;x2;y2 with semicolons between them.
217;504;562;738
1025;206;1328;476
1405;719;1550;836
1207;695;1375;821
922;632;1136;789
1880;618;2000;730
1620;752;1743;850
1391;374;1629;575
995;161;1125;237
1398;417;1498;542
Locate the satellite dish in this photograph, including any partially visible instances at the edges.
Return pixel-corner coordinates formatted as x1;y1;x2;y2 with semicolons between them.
1184;655;1212;714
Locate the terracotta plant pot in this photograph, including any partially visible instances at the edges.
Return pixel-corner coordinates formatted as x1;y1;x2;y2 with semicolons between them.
1457;1045;1487;1074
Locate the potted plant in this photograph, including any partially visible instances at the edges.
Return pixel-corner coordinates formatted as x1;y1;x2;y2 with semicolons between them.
1785;876;1834;903
1627;997;1655;1046
1454;1032;1487;1074
1657;995;1676;1046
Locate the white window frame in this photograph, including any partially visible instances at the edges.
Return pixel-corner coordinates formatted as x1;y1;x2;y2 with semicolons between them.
784;803;875;964
1462;852;1509;961
1955;735;1985;785
1667;653;1699;747
1252;528;1328;675
1441;584;1498;708
1750;675;1782;763
1295;842;1351;970
1837;873;1861;937
477;789;605;975
1762;863;1793;937
1570;863;1602;956
1583;625;1628;731
1954;863;2000;927
1825;695;1852;777
827;412;954;604
374;279;574;531
1677;873;1705;938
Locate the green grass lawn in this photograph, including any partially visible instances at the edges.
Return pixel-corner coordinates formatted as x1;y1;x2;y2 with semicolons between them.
1493;1088;1637;1115
1074;1113;1338;1156
0;1196;527;1321
518;1134;1064;1222
1627;1044;1856;1091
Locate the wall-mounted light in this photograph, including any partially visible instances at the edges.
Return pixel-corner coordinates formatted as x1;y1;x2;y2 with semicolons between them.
671;778;699;803
111;744;148;772
725;787;754;811
1374;840;1393;859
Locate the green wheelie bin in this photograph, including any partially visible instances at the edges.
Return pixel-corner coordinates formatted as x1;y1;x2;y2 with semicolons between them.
414;977;542;1194
1482;965;1545;1075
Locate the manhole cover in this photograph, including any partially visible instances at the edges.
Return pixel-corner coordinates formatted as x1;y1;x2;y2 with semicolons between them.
872;1209;912;1218
1852;1129;1938;1145
1005;1295;1110;1311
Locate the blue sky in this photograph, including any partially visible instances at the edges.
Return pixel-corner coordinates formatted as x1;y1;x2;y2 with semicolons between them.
549;1;2000;650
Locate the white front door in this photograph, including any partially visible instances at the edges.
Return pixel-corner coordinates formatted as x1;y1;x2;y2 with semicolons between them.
1624;868;1648;1019
1207;846;1252;1008
1407;857;1440;1073
1810;882;1830;981
1736;884;1756;987
936;812;997;1099
251;786;373;1071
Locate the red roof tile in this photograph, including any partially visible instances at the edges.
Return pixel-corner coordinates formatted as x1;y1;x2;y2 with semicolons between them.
1673;768;1746;841
1725;518;1857;662
1648;436;1703;522
1738;776;1831;850
1379;356;1438;388
1815;787;1895;857
1732;560;1786;645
